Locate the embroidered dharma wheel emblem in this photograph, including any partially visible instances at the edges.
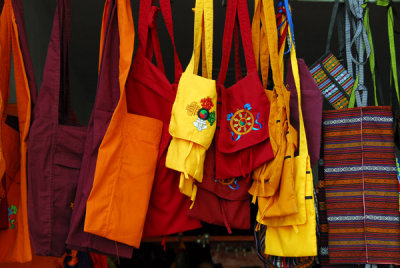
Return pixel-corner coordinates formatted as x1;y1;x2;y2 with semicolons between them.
227;103;262;141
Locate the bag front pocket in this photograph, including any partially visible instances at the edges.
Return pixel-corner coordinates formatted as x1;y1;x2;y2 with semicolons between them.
85;113;162;248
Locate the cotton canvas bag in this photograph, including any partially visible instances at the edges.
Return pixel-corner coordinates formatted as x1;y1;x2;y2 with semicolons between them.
166;0;216;206
263;37;317;258
215;0;274;180
27;0;89;257
125;0;202;238
66;0;135;257
0;0;36;262
249;0;298;219
84;0;163;248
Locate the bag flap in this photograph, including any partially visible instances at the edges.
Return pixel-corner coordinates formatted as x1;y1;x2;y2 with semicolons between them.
218;72;270;153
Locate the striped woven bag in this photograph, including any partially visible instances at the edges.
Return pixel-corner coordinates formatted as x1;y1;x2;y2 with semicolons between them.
310;0;355;110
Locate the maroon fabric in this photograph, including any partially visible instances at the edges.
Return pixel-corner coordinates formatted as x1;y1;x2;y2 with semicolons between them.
215;0;273;180
27;0;87;257
125;0;201;238
286;58;323;167
188;141;251;232
12;0;38;106
66;0;133;257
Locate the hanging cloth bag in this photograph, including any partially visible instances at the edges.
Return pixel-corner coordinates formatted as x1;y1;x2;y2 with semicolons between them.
0;0;35;262
263;36;317;258
84;0;163;248
309;0;355;110
215;0;274;180
166;0;216;206
125;0;202;238
27;0;93;257
249;0;298;219
259;5;317;256
65;0;135;257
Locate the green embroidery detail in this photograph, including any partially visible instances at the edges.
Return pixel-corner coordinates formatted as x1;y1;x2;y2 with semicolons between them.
208;111;216;126
8;204;18;229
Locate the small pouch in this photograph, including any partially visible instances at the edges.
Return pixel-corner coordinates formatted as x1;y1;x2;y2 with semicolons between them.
309;0;354;110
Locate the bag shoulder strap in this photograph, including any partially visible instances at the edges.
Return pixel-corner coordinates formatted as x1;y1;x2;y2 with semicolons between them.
137;0;182;83
186;0;213;79
217;0;257;85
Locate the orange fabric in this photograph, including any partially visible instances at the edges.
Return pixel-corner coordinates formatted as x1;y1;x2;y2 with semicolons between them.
249;0;298;219
84;0;163;248
0;0;32;263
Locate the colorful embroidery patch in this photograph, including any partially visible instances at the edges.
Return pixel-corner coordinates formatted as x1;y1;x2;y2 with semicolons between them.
227;103;262;141
215;178;240;190
8;204;17;229
186;97;215;131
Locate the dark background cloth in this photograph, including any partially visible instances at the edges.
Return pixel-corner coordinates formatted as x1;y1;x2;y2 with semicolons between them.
19;0;400;124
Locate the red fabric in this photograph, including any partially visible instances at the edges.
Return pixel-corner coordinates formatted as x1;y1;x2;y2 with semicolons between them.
0;176;7;229
188;141;251;231
215;0;273;180
89;253;108;268
125;0;201;238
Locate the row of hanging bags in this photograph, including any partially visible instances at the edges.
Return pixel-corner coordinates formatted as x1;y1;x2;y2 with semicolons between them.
84;0;163;248
249;0;298;220
187;0;266;232
125;0;202;238
166;0;217;208
0;0;36;262
322;0;400;264
65;0;135;257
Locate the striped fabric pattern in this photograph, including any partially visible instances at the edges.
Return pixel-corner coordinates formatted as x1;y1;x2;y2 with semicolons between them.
317;156;330;266
310;53;354;110
323;106;400;264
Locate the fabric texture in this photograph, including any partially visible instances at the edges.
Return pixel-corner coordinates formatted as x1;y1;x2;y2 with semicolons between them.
323;106;400;264
125;0;202;238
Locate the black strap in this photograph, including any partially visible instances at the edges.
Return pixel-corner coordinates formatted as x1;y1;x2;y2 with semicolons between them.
336;3;346;60
325;0;342;53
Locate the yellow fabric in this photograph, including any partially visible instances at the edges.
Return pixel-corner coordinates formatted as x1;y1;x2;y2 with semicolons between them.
251;0;269;88
166;0;216;207
249;0;298;220
263;23;317;257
